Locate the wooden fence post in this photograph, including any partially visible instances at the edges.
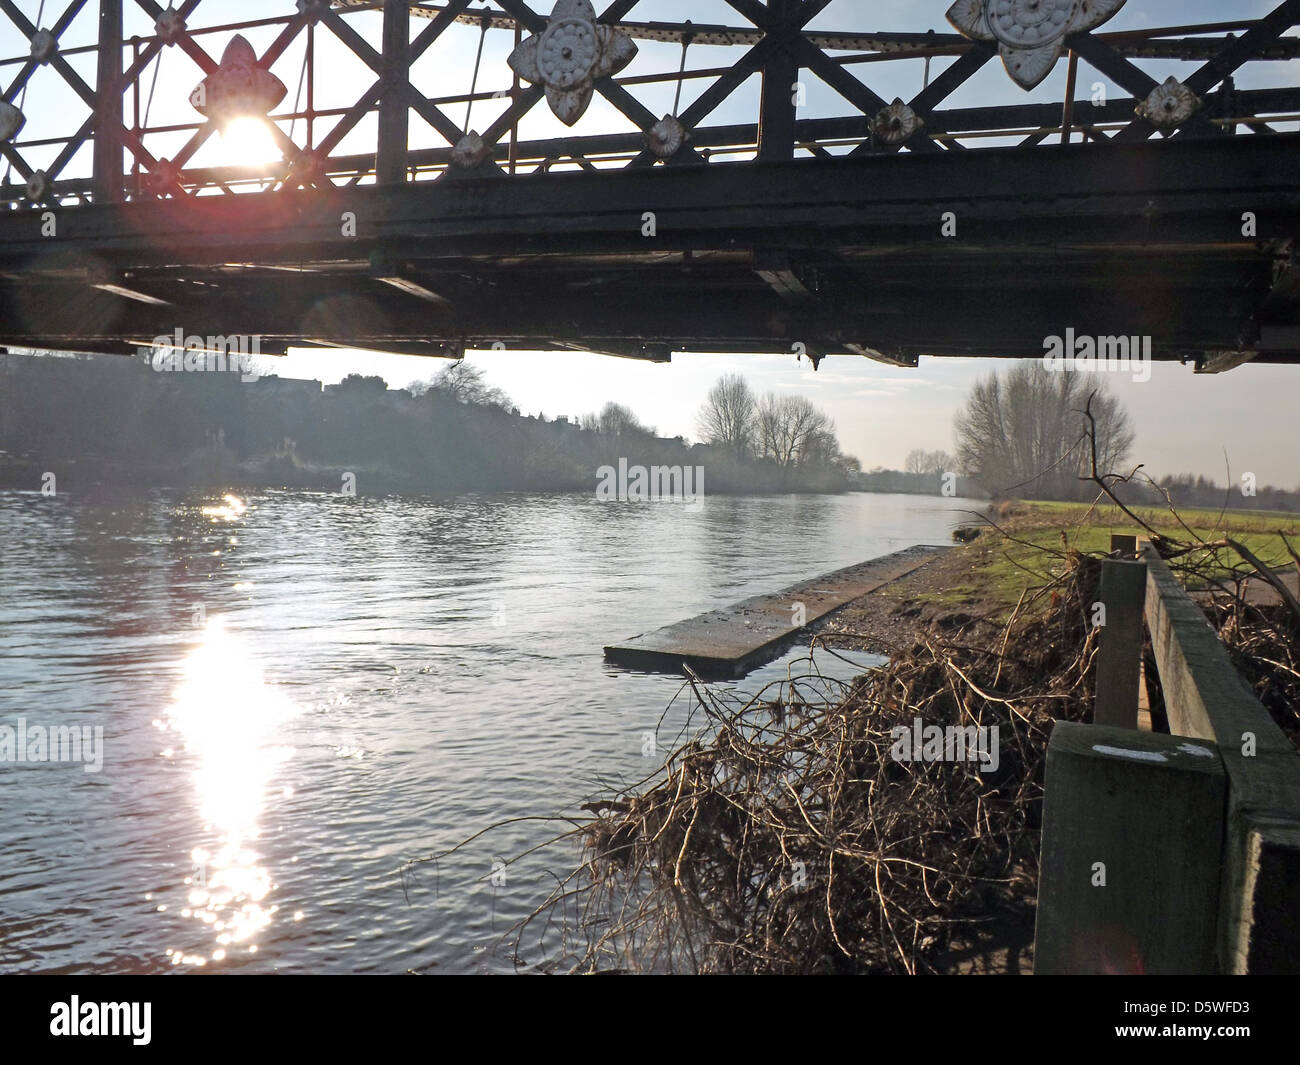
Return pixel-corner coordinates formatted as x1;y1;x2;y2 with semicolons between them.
1034;722;1226;974
1094;558;1147;728
1110;533;1138;558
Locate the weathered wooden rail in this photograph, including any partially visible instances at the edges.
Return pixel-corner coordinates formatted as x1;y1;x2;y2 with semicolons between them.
1034;540;1300;974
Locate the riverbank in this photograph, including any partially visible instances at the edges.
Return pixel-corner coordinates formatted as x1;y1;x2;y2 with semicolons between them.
0;452;860;498
822;499;1300;657
534;540;1099;973
539;498;1300;973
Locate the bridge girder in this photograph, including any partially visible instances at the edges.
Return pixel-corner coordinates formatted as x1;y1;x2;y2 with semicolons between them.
0;1;1295;369
0;134;1294;368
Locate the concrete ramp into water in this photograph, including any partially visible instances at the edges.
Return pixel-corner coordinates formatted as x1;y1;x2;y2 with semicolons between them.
604;545;949;678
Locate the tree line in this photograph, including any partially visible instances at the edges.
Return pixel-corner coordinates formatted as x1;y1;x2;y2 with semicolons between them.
694;373;861;479
5;351;1284;509
911;362;1295;510
0;352;859;495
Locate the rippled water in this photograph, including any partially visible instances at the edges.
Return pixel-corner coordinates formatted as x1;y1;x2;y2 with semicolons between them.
0;488;975;973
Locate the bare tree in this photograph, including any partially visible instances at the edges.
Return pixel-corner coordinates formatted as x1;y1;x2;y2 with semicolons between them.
589;401;653;437
793;426;860;477
413;361;511;408
756;393;834;468
697;373;757;455
904;448;957;476
954;363;1134;500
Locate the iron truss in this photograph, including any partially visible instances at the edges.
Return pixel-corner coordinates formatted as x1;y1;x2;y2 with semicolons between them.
0;0;1296;368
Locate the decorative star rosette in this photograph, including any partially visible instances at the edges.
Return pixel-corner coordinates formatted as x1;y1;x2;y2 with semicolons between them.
872;99;924;144
1135;76;1201;130
29;28;57;64
508;0;637;126
0;101;25;143
147;158;181;196
25;169;50;202
645;114;685;158
155;6;186;45
288;149;327;186
946;0;1126;90
450;131;493;169
190;35;287;123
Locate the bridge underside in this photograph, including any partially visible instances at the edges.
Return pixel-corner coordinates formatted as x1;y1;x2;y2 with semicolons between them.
0;133;1296;372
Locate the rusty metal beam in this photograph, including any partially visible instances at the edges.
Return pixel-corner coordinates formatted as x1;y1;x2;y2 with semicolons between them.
1186;0;1300;95
373;274;453;308
91;280;170;306
0;134;1294;364
757;0;798;162
377;0;409;185
92;0;122;203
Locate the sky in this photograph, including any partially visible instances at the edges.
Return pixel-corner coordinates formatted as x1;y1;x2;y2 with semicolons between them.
3;0;1297;485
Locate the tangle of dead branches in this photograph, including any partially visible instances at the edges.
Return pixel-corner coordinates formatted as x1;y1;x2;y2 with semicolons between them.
478;552;1103;974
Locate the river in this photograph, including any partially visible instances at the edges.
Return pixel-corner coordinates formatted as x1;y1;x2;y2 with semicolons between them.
0;488;977;973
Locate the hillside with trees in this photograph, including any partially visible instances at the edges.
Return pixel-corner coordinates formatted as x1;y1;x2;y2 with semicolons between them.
0;353;860;495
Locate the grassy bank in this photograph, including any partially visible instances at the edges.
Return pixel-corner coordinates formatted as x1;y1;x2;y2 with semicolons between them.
919;500;1300;617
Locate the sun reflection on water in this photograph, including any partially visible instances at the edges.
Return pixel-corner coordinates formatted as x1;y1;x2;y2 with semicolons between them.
201;493;248;522
161;615;297;966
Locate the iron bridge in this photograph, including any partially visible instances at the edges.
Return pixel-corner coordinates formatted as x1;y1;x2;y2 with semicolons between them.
0;0;1296;372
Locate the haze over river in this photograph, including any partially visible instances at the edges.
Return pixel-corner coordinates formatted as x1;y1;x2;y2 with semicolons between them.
0;488;974;973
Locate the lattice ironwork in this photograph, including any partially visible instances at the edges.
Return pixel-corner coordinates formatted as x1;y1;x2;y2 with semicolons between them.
0;0;1295;204
0;1;1294;370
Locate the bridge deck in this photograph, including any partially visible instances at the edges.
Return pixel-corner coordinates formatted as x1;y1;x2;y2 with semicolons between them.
1;135;1296;369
